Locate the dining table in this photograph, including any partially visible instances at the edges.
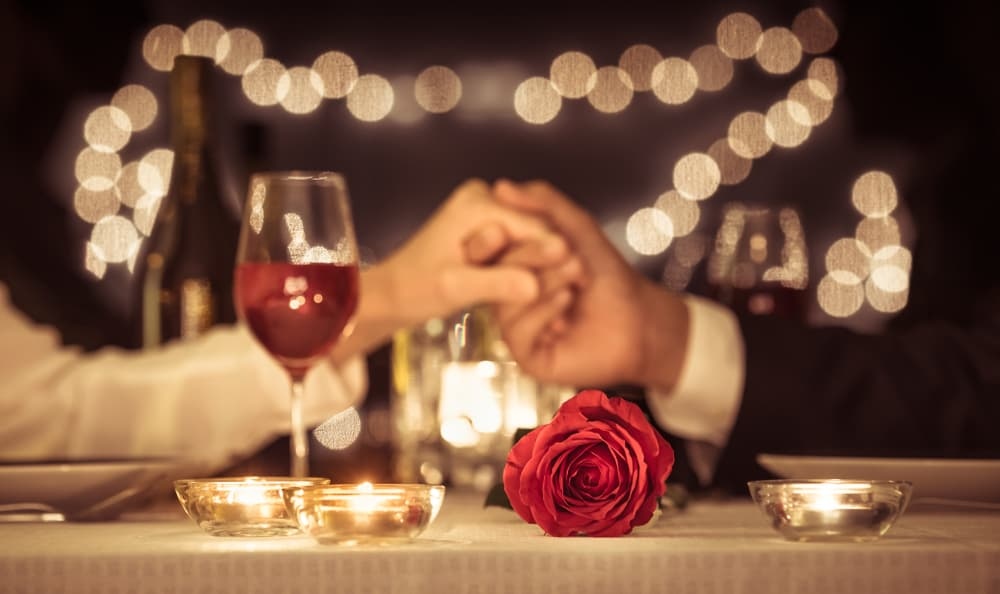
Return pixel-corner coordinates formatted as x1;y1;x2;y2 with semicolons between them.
1;490;998;594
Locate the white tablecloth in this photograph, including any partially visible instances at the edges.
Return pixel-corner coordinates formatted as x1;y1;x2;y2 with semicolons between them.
1;493;998;593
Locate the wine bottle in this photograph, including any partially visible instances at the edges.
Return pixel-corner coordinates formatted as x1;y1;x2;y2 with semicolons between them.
138;55;240;348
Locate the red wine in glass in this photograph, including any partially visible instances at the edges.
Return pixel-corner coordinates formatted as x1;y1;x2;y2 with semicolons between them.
235;262;359;378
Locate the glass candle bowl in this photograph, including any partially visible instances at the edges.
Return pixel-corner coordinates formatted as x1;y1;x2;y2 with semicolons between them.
748;479;912;542
175;476;329;537
282;482;446;545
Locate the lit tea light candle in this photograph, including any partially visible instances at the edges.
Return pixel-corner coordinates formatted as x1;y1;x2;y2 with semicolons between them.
283;483;446;545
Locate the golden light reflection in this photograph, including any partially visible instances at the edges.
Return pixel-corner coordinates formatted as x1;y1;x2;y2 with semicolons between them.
689;45;733;92
808;58;840;98
872;245;912;273
707;203;745;285
74;186;120;224
279;66;324;115
778;207;809;288
182;19;226;59
242;58;288;106
651;57;699;105
217;28;264;75
655;190;700;236
626;207;674;255
75;148;121;191
586;66;633;113
313;51;359;99
728;111;773;159
137;148;174;197
707;138;752;185
142;24;184;72
414;66;462;114
111;85;157;132
85;242;108;279
817;273;865;318
115;162;143;208
346;74;394;122
792;7;839;55
766;99;812;147
673;153;721;201
133;193;163;236
619;44;663;92
825;237;871;281
788;79;833;126
866;276;908;313
550;51;596;99
90;215;140;263
514;76;561;124
856;216;901;253
83;106;132;153
851;171;898;217
755;27;802;75
716;12;763;60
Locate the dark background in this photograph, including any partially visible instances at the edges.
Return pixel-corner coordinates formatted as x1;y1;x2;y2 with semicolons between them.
3;0;998;479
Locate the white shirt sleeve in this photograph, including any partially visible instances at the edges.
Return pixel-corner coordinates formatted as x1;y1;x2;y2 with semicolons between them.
0;282;367;473
646;294;745;483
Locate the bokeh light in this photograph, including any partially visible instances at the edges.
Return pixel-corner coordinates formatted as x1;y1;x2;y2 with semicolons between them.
133;193;163;236
728;111;773;159
85;243;108;279
75;148;122;192
673;153;721;201
689;45;733;92
74;186;120;224
83;106;132;153
792;7;839;54
182;20;226;59
870;264;909;293
514;76;562;124
313;51;359;99
788;79;834;126
866;276;908;313
415;65;463;114
655;190;700;236
550;51;596;99
619;44;663;92
755;27;802;74
586;66;633;113
278;66;324;115
716;12;763;60
651;57;699;105
137;148;174;197
808;57;840;98
242;58;288;106
111;85;157;132
142;24;184;72
872;245;912;273
115;162;144;208
216;28;264;75
346;74;394;122
626;207;674;255
766;99;812;147
856;215;901;253
817;273;865;317
90;215;140;264
824;237;871;282
707;137;752;185
851;170;898;217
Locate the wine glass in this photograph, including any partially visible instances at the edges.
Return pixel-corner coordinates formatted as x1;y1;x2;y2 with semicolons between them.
705;202;809;320
234;171;360;477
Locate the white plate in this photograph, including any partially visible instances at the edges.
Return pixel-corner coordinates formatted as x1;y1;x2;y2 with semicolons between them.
0;459;177;520
757;454;1000;503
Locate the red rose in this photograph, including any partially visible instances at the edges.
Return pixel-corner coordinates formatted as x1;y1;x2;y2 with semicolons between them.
502;389;674;537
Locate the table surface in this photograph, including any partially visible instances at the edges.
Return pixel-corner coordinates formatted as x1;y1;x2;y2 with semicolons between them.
1;492;998;594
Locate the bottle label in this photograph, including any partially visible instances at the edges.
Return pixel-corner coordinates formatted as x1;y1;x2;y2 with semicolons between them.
180;278;214;338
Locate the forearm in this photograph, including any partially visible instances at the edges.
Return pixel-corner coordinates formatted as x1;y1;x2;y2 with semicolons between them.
330;265;408;363
635;278;691;392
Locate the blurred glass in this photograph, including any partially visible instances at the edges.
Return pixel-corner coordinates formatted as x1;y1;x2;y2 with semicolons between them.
390;307;571;491
706;202;810;319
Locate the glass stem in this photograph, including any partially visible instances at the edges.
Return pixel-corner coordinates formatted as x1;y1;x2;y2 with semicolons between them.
289;378;309;478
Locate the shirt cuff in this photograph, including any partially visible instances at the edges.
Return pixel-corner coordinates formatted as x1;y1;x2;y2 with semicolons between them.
646;294;745;449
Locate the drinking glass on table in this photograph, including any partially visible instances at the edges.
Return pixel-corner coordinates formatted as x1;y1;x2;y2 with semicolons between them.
705;202;809;320
234;171;360;477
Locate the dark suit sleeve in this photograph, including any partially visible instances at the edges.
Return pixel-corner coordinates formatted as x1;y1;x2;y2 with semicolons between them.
710;293;1000;494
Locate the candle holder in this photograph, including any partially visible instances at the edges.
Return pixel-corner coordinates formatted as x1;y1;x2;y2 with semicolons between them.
282;482;446;545
748;479;912;542
175;476;329;537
